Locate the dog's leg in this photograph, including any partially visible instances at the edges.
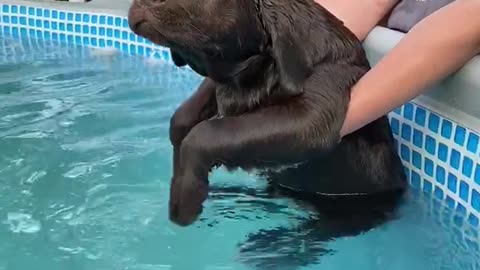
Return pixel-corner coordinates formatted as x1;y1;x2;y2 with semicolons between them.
169;77;218;178
169;81;349;225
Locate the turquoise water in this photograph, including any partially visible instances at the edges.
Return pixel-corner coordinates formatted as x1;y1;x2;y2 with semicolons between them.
0;34;479;270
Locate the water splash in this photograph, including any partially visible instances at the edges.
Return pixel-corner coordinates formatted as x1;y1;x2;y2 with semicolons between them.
5;213;41;234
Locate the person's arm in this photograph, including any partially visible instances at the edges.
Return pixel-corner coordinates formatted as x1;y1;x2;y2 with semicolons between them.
317;0;400;42
339;0;480;137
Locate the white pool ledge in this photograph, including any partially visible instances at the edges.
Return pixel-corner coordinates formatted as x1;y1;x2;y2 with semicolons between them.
363;26;480;131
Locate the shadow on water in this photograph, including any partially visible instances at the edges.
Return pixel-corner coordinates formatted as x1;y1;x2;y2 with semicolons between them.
208;183;406;270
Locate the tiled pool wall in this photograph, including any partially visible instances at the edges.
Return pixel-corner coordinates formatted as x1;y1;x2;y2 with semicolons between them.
0;4;172;62
1;3;479;232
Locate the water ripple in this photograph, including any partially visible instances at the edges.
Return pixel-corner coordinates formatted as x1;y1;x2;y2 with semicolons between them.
5;212;41;234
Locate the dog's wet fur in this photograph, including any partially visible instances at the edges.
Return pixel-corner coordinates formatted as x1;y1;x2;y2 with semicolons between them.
128;0;407;261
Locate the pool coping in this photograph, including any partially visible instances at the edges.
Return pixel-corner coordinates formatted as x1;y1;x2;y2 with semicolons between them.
363;26;480;134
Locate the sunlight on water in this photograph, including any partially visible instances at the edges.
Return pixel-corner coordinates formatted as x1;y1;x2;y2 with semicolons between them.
0;34;479;270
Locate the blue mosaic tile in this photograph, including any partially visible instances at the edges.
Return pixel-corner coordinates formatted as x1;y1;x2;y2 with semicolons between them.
438;143;449;163
472;190;480;212
449;149;461;170
441;119;453;139
475;164;480;185
454;126;467;146
411;171;421;189
403;103;414;120
447;173;458;193
401;124;412;141
462;157;474;178
446;196;456;209
412;129;423;148
456;204;467;215
412;150;422;170
466;132;479;154
459;180;470;203
146;47;153;57
436;165;446;185
403;167;411;180
453;214;464;227
428;113;440;133
469;214;479;227
414;107;426;126
424;158;434;177
423;179;433;193
434;187;444;200
393;107;402;116
122;43;129;52
115;17;122;27
425;135;436;155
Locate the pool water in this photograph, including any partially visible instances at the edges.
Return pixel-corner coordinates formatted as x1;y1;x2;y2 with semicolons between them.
0;34;479;270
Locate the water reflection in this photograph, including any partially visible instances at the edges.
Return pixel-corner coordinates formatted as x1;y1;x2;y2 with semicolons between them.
207;183;405;269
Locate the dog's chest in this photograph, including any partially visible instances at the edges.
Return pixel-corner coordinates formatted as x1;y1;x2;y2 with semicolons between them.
215;85;271;117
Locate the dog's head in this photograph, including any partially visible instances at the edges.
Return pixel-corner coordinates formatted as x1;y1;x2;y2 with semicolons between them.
128;0;342;96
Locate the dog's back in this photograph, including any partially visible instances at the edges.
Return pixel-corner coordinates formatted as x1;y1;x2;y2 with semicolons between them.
255;0;407;196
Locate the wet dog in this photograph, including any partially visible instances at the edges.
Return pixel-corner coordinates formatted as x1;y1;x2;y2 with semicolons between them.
128;0;407;227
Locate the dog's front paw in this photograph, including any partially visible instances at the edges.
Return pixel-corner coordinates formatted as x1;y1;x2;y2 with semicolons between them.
169;174;208;226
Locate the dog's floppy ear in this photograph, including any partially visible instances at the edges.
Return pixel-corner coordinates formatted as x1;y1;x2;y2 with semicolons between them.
260;1;316;97
170;49;187;67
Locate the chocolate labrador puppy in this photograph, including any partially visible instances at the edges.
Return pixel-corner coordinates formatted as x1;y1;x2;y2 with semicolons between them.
128;0;407;226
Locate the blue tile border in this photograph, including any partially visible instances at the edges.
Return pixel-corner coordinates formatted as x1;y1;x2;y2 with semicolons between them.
0;4;173;63
389;104;480;227
1;3;480;233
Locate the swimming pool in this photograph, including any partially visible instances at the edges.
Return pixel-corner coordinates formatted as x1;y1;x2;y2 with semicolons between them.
1;2;480;270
